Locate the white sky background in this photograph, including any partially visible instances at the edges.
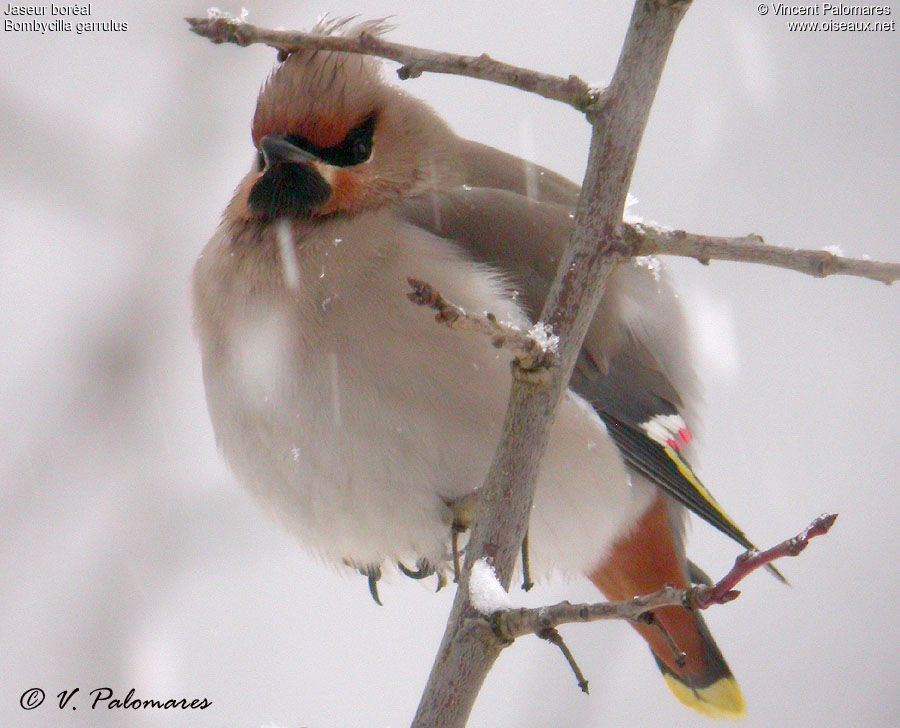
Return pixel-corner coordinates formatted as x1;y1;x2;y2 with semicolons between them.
1;2;898;727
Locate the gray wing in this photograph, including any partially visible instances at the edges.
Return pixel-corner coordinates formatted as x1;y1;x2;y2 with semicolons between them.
397;178;781;571
397;183;684;416
452;138;581;208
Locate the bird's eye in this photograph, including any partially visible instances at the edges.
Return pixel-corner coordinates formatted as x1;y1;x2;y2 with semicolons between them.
348;138;372;165
256;150;266;171
341;113;376;166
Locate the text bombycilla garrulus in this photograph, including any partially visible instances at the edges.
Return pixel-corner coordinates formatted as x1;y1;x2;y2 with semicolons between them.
193;19;777;719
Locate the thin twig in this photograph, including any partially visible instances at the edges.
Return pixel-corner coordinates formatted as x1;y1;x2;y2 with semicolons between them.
626;223;899;285
539;627;590;694
640;613;686;667
185;15;599;111
520;528;534;592
692;512;838;609
407;278;558;374
494;513;838;640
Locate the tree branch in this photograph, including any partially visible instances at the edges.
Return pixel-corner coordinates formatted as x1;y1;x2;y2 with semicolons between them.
185;14;899;287
626;223;900;285
493;513;837;640
184;4;886;727
411;3;692;727
185;13;599;111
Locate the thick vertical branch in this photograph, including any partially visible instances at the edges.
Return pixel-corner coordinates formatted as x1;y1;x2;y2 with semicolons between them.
410;2;692;727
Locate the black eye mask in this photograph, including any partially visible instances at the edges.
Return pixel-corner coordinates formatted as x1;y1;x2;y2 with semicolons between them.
284;113;377;168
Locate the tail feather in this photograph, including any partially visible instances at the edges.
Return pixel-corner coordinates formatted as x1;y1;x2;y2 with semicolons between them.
589;495;746;719
662;668;745;719
648;607;745;719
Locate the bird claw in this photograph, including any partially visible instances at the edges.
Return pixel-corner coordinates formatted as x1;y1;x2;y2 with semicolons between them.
355;564;382;606
398;558;435;580
398;558;449;592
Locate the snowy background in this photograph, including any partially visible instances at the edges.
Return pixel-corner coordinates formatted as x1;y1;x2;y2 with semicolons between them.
2;2;898;727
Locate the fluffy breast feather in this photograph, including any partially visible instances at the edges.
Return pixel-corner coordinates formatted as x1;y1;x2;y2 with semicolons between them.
193;209;654;575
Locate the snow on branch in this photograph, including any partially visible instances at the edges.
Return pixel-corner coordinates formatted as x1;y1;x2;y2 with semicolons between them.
406;278;558;375
186;13;598;110
469;558;513;616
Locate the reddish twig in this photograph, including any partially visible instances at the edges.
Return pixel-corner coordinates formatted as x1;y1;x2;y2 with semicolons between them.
691;513;838;609
494;513;839;640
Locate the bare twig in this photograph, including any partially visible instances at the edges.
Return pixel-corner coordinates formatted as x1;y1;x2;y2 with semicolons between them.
539;627;590;694
185;15;599;111
626;224;900;285
520;529;535;592
406;278;558;374
493;513;838;640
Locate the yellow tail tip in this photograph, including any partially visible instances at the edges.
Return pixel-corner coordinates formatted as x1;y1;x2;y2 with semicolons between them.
663;674;746;720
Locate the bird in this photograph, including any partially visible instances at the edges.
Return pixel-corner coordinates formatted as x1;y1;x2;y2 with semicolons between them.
193;18;776;719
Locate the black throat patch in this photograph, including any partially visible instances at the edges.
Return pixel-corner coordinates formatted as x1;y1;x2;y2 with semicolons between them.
248;163;332;219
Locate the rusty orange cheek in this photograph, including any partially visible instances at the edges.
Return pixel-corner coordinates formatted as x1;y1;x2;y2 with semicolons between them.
225;173;264;222
315;169;364;216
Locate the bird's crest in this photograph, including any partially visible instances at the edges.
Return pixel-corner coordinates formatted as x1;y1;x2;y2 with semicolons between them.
252;17;392;148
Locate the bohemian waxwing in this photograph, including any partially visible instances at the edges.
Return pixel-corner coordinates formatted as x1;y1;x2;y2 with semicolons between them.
193;19;777;719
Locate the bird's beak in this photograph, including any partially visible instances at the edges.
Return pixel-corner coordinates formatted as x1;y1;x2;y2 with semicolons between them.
259;135;320;167
249;136;334;219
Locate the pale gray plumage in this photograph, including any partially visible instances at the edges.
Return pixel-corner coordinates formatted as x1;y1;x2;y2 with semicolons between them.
192;27;757;716
193;198;651;576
